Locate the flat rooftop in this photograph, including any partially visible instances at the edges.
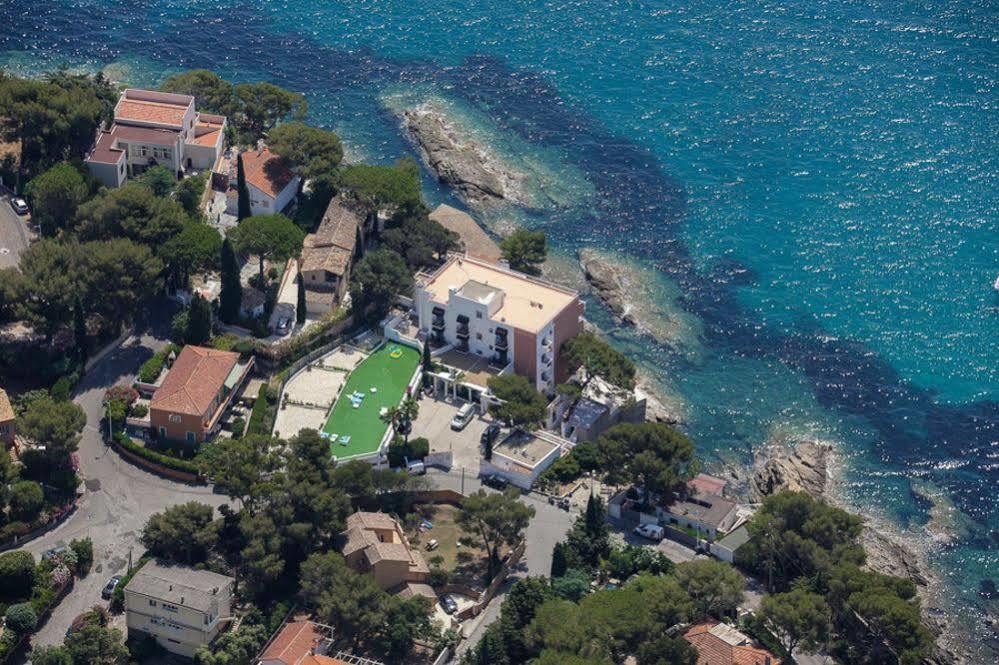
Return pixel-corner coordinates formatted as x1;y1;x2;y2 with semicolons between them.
666;492;737;529
421;255;578;334
494;430;560;468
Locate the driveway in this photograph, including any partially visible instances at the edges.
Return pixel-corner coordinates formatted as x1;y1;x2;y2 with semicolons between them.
0;194;31;270
14;316;230;658
412;397;496;473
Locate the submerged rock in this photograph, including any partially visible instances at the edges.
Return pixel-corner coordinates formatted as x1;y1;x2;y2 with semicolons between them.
578;248;637;325
400;104;529;208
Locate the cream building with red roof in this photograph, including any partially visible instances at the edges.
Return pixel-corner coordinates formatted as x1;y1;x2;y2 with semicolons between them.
85;88;227;188
235;142;301;217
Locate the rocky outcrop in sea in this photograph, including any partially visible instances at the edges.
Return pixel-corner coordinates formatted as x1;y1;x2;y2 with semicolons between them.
400;104;529;208
578;248;637;325
751;439;832;500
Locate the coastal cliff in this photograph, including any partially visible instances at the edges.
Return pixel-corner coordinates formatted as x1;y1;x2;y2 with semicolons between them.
400;103;529;208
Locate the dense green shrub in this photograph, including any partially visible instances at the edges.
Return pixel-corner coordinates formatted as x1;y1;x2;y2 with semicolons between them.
9;481;45;522
70;538;94;574
0;551;36;600
114;433;200;475
110;556;150;613
246;385;274;436
131;403;148;418
5;603;38;634
138;353;166;383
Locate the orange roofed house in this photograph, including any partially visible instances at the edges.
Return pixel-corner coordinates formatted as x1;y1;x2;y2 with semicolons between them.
683;620;781;665
257;620;340;665
337;511;431;597
231;141;301;217
85;88;227;188
149;346;253;444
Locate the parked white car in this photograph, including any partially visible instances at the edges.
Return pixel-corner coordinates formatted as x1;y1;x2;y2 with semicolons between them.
633;523;665;541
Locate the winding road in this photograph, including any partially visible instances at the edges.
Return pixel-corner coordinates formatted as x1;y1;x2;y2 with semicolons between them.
14;312;230;658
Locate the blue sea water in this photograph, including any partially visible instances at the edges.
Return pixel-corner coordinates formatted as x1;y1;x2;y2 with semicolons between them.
2;0;996;649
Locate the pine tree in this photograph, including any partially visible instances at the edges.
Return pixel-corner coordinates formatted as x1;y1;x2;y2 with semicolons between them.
185;294;213;345
296;274;307;324
73;295;88;362
236;153;251;220
550;542;568;578
219;237;242;324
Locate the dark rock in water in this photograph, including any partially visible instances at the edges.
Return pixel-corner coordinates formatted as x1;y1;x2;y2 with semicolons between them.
980;579;998;600
752;440;831;500
400;105;526;208
578;248;636;326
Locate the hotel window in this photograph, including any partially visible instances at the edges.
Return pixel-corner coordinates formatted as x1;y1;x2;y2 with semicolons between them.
475;311;483;319
139;146;148;157
162;148;172;160
169;414;181;424
149;599;156;607
476;333;482;340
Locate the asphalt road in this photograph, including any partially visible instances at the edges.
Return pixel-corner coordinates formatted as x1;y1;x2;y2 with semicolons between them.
0;194;31;270
15;318;230;658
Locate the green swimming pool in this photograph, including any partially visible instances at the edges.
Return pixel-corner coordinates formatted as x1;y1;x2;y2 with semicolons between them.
321;342;421;460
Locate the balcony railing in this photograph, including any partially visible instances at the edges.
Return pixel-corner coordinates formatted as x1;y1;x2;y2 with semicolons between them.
456;324;469;337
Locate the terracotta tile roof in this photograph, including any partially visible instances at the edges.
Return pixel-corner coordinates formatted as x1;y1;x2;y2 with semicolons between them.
683;621;780;665
0;388;13;422
303;288;335;305
259;621;325;665
241;146;296;199
150;346;239;417
300;245;352;277
347;511;399;531
300;656;349;665
116;98;189;127
190;113;225;147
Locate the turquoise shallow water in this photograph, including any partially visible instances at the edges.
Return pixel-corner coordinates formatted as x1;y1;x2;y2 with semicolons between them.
2;0;996;648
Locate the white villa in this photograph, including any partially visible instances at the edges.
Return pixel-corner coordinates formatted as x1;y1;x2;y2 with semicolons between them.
85;88;227;188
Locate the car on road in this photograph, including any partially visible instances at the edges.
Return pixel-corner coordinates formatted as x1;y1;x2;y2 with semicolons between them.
440;594;459;614
9;197;29;215
450;402;476;430
633;523;665;541
42;545;69;562
101;575;122;600
481;474;508;490
480;423;501;447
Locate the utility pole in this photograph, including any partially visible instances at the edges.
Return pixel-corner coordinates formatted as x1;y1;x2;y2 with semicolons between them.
460;467;465;495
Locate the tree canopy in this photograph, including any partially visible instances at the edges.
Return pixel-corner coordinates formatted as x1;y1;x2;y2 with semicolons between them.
267;121;343;180
561;331;637;390
457;488;534;580
500;229;547;276
381;203;460;270
24;163;91;236
16;397;86;468
349;248;413;322
339;158;422;211
229;214;304;280
141;501;218;565
486;374;547;428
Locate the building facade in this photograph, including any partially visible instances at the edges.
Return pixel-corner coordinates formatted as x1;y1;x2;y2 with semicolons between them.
149;346;253;443
337;511;430;594
233;143;300;217
414;254;585;395
299;198;361;315
85;88;227;188
124;562;234;658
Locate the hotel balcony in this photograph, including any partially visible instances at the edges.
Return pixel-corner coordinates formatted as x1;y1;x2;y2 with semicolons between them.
432;317;445;330
456;324;469;338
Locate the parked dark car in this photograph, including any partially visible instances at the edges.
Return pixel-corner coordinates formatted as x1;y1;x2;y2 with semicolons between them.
440;594;459;614
481;474;508;490
101;575;122;600
480;424;500;447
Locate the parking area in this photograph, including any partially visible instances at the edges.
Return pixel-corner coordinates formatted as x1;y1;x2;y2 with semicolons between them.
411;396;496;472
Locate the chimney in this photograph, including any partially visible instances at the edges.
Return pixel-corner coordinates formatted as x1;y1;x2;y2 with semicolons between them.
257;139;265;155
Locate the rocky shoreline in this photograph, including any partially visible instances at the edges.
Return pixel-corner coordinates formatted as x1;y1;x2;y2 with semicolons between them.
399;103;530;208
578;248;637;325
742;441;967;663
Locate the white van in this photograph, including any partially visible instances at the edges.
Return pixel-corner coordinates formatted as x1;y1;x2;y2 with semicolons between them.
634;523;665;541
450;403;476;430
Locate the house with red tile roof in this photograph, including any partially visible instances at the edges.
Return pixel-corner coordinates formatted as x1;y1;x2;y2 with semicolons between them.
85;88;227;188
149;345;253;444
233;142;300;217
258;621;332;665
683;620;781;665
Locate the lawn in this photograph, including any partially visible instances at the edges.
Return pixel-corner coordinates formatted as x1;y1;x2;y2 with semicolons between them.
321;342;420;460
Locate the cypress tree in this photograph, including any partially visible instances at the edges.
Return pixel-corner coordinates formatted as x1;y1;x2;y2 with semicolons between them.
296;274;307;324
236;153;251;220
421;342;433;389
73;295;88;361
185;294;213;345
550;542;568;578
219;237;242;324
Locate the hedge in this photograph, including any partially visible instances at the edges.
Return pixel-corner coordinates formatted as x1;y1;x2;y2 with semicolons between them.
245;384;273;436
110;556;150;613
114;433;200;474
137;344;179;384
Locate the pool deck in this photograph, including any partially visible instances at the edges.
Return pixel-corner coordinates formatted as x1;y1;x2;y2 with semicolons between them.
321;342;421;460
